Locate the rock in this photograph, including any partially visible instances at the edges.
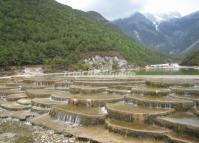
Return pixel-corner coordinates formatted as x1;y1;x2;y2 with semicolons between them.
82;55;129;71
68;137;75;143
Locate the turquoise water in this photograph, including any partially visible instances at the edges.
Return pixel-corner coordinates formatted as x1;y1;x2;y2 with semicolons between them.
136;69;199;75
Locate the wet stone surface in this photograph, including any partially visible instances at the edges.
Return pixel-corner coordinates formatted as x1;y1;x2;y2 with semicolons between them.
0;118;79;143
0;73;199;143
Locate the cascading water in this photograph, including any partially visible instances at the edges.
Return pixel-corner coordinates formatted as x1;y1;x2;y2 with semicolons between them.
73;117;81;127
99;106;108;114
194;102;197;109
125;100;138;107
18;85;22;91
56;113;81;127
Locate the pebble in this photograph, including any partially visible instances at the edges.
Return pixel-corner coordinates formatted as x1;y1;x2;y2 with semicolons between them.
33;127;81;143
0;118;78;143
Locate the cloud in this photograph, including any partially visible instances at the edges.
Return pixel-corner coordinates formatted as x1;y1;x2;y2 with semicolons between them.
56;0;144;20
85;0;145;20
143;0;199;15
56;0;199;20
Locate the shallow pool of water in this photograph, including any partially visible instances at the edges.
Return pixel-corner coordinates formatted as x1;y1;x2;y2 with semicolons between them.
136;68;199;75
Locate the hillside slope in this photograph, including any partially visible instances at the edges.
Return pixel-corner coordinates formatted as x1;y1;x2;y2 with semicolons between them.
0;0;166;68
181;39;199;55
113;13;172;53
113;12;199;55
181;51;199;66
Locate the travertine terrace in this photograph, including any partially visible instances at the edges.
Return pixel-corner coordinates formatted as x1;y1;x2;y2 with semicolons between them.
0;74;199;143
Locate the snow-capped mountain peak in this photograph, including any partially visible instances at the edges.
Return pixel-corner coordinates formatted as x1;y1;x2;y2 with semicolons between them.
143;12;182;30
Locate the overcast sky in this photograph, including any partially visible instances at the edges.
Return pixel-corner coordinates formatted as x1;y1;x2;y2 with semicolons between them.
56;0;199;20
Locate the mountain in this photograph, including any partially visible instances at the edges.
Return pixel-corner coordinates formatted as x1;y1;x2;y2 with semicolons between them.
159;11;199;54
181;39;199;55
181;50;199;66
113;12;173;53
0;0;166;68
144;12;181;26
113;12;199;55
86;11;108;22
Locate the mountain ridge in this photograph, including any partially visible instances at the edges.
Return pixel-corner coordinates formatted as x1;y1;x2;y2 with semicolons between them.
113;11;199;55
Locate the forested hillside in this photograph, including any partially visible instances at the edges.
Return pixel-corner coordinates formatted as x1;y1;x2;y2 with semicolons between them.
0;0;166;68
181;51;199;66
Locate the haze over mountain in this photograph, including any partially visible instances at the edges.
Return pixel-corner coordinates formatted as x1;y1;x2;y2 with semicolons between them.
113;11;199;56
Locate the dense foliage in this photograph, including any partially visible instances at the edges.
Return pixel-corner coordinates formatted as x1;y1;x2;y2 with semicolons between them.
0;0;166;68
181;51;199;66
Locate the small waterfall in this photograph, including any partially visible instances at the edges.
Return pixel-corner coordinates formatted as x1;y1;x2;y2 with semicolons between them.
54;111;81;127
169;93;175;97
99;106;108;114
125;99;138;106
156;103;161;109
125;100;132;104
51;96;68;102
18;85;22;91
194;102;197;109
73;117;81;127
162;103;166;109
133;100;138;107
147;102;172;109
184;93;191;97
165;104;169;109
86;99;93;107
24;121;32;126
168;104;172;109
160;103;172;109
5;117;20;122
